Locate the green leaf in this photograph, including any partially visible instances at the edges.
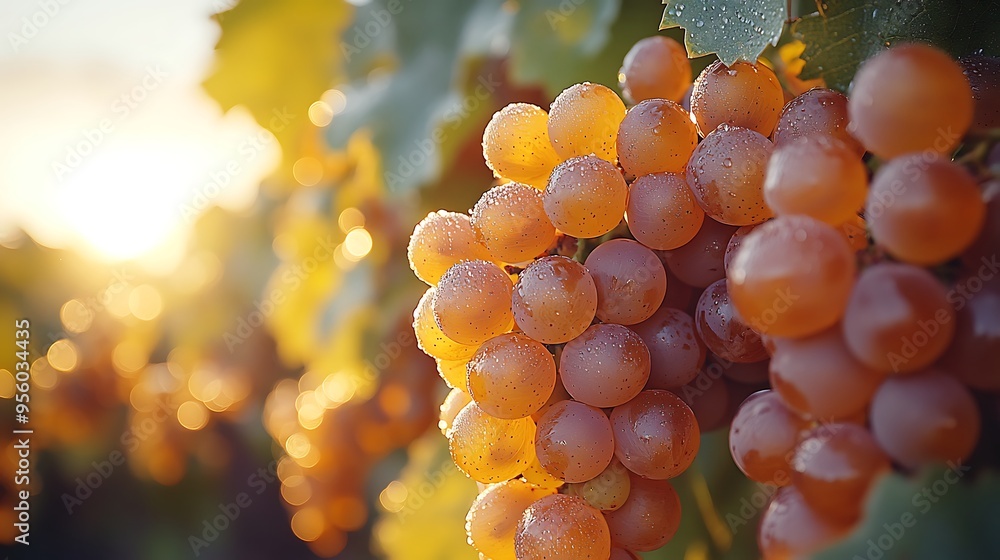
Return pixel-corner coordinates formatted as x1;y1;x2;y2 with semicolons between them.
814;467;1000;560
792;0;1000;92
659;0;786;65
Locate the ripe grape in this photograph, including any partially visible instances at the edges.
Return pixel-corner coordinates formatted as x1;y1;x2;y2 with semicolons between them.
609;547;641;560
869;370;981;468
603;473;682;551
695;279;768;363
468;333;557;419
718;355;770;384
564;458;631;511
839;213;869;252
671;372;731;432
547;82;626;162
791;423;890;523
937;282;1000;392
408;211;496;285
413;288;478;361
514;494;611;560
482;103;561;189
764;135;868;226
433;260;514;346
729;390;808;485
616;99;699;176
772;87;864;155
659;217;738;288
439;387;472;435
769;326;885;420
690;60;784;137
686;124;774;226
560;324;651;408
632;307;706;389
466;479;555;560
625;172;705;250
471;182;557;264
728;215;856;337
611;390;699;479
584;238;667;324
723;224;757;272
543;155;628;238
866;155;986;266
619;36;692;104
512;256;598;344
758;486;852;560
435;358;468;391
534;400;615;483
521;452;565;490
841;262;955;373
450;402;536;483
848;43;973;159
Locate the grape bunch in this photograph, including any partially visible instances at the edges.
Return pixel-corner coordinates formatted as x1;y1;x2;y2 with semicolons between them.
408;32;997;559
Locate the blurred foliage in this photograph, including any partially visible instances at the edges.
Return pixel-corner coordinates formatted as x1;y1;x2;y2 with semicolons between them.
660;0;786;66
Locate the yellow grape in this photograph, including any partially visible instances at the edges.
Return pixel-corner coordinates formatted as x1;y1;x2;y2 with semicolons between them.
483;103;561;189
439;387;472;435
616;99;699;176
521;451;565;490
512;256;598;344
468;333;557;419
433;260;514;346
619;36;692;104
408;210;496;285
471;182;556;264
449;402;536;483
435;357;468;391
625;172;705;250
772;87;864;155
466;479;555;560
535;400;615;483
548;82;627;162
413;287;478;361
543;155;628;238
848;43;973;159
686;124;774;226
514;494;611;560
563;458;631;511
690;60;784;137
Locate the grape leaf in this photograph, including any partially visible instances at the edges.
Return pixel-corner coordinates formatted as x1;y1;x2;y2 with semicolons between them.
792;0;1000;92
659;0;786;65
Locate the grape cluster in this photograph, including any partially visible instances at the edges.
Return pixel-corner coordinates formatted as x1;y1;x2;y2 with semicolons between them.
409;33;997;560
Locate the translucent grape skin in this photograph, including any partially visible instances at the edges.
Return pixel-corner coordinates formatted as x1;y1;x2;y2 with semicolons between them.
769;326;885;421
841;262;955;374
440;387;472;435
758;486;852;560
619;36;692;104
870;370;981;468
512;256;598;344
631;307;706;389
543;155;628;239
515;494;611;560
690;60;784;137
625;172;706;250
449;402;536;483
695;279;769;363
560;324;651;408
414;288;478;361
937;282;1000;392
772;88;864;155
563;458;631;511
603;473;682;551
764;135;868;226
482;103;561;189
436;358;468;391
584;238;667;325
433;260;514;346
534;400;615;483
866;155;986;266
471;182;557;264
686;124;775;226
791;423;890;524
547;82;627;162
611;390;700;479
521;451;565;490
723;224;757;272
848;43;973;159
728;215;857;338
659;217;738;288
408;211;497;285
616;99;699;177
729;390;808;485
468;333;557;419
466;479;555;560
